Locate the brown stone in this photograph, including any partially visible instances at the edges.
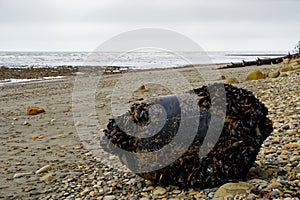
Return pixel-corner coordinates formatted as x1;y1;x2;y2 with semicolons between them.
27;106;45;115
280;65;293;72
268;70;280;78
246;70;264;81
285;143;299;149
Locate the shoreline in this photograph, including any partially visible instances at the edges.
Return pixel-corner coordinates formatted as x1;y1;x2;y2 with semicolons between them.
0;62;267;86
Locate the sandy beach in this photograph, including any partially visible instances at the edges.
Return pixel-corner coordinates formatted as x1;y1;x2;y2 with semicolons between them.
0;63;299;199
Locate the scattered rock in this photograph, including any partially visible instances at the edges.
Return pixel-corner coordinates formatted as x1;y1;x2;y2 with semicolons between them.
50;119;56;125
23;121;31;126
224;78;238;84
98;103;105;108
280;65;293;72
213;182;253;198
134;84;149;92
268;70;280;78
246;70;264;81
31;135;43;139
153;187;167;195
285;143;299;149
74;121;85;127
13;172;34;178
35;165;52;174
218;75;226;80
248;179;269;190
103;195;116;200
27;106;45;115
289;58;300;66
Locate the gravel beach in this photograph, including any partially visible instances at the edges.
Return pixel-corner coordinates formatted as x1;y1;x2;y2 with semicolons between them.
0;63;299;199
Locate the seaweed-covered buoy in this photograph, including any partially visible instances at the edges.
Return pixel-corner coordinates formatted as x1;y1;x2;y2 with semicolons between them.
102;83;273;188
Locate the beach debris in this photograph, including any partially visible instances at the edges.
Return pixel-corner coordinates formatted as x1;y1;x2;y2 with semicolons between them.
102;83;273;188
246;70;265;81
35;164;52;174
217;54;292;69
27;106;45;115
13;172;34;178
213;182;254;198
268;70;280;78
224;77;238;84
134;84;149;93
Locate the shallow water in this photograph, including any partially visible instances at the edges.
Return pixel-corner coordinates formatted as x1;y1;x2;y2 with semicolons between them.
0;51;287;69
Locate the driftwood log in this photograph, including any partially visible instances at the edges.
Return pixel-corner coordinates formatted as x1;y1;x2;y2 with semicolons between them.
218;53;292;69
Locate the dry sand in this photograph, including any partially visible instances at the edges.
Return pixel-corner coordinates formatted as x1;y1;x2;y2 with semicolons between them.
0;63;299;199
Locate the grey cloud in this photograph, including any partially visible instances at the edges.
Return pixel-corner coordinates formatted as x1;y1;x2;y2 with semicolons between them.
0;0;299;51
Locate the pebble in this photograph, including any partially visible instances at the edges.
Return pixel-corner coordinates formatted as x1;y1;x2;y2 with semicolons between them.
103;195;116;200
285;143;299;149
13;172;33;178
214;182;253;198
23;121;31;126
50;118;56;125
74;121;85;127
153;187;167;195
35;164;52;174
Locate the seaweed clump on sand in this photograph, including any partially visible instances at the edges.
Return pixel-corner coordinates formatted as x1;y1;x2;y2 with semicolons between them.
102;83;273;188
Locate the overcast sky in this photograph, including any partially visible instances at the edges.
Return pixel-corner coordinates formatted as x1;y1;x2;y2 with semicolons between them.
0;0;299;51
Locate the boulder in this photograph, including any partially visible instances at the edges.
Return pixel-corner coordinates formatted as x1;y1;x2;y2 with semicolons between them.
102;83;273;188
280;65;293;72
224;78;238;84
289;58;300;66
268;70;280;78
246;70;264;81
27;106;45;115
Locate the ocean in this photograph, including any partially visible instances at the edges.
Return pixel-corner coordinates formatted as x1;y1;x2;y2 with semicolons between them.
0;51;288;69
